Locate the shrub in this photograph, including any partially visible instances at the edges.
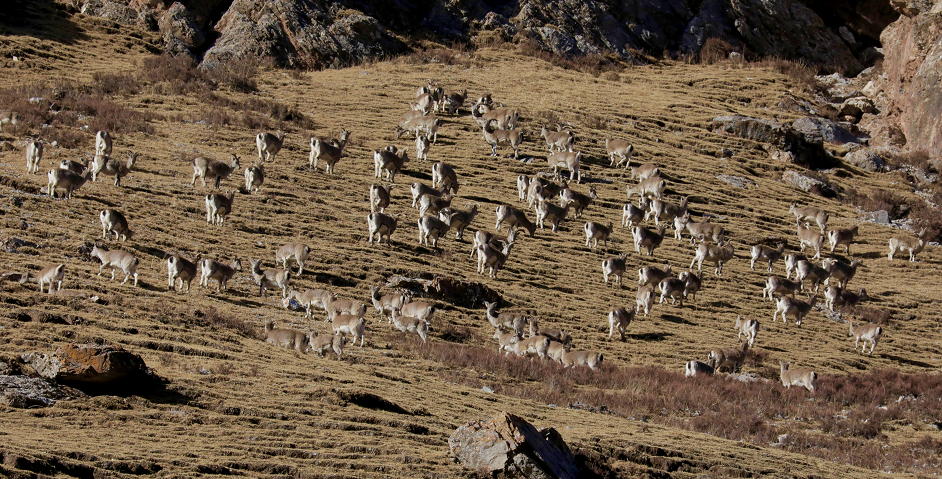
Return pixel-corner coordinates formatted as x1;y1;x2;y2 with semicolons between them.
699;38;734;65
92;72;140;96
843;187;908;219
203;57;264;93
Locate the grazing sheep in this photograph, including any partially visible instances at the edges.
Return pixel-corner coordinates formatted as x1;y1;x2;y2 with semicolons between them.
734;315;759;347
608;307;633;341
685;360;715;377
849;322;883;355
779;361;816;391
90;246;138;287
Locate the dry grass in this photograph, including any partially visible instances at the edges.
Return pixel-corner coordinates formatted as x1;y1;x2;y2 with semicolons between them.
0;8;940;478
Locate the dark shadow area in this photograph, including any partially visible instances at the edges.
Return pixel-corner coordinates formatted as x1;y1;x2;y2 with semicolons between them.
627;332;671;341
661;314;695;325
0;0;90;45
881;354;935;369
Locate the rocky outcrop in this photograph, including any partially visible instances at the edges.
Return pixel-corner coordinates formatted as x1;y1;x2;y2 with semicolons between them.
201;1;407;69
22;344;156;388
158;2;206;58
73;0;889;73
712;115;834;168
792;117;865;146
449;412;580;478
859;1;942;157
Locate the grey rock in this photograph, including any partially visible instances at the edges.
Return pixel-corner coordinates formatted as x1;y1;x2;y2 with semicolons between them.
81;0;138;25
22;344;154;387
0;375;86;408
782;170;836;197
845;148;887;172
716;175;756;189
158;3;205;51
450;411;580;478
792;117;862;145
713;115;834;168
202;3;407;69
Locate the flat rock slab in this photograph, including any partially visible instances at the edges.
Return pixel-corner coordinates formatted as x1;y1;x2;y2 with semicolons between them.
0;375;86;408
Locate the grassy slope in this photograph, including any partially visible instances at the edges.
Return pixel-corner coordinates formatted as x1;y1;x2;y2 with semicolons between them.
0;5;939;478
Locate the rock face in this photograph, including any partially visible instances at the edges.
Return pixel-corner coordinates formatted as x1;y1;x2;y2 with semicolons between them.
791;117;864;146
22;344;154;387
159;2;206;57
202;1;408;69
74;0;891;73
860;1;942;157
449;412;580;478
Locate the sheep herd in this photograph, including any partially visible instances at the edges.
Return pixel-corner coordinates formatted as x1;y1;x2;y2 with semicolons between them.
13;77;929;392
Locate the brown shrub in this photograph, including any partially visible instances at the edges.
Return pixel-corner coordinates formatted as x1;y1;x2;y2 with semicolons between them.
515;39;626;77
42;127;86;149
203;57;264;93
396;338;942;474
844;305;892;325
92;72;140;96
198;107;232;128
699;38;734;65
887;149;933;173
843;187;908;219
398;44;477;68
754;57;818;93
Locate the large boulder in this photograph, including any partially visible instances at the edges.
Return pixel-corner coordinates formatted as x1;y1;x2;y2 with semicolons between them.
22;344;155;388
792;117;863;145
450;412;580;478
844;147;887;172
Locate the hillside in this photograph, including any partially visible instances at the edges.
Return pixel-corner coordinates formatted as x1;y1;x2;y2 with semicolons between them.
1;7;941;478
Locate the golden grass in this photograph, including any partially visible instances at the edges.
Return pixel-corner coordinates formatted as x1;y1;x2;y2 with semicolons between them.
0;7;940;477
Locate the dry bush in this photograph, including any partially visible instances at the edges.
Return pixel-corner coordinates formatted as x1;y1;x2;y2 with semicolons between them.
398;339;942;473
198;107;232;129
887;149;933;173
198;307;258;338
599;71;620;82
92;72;140;96
908;200;942;242
753;57;818;93
139;54;210;96
203;57;265;93
699;38;734;65
0;80;156;139
240;110;270;131
42;126;86;149
516;39;625;78
843;187;908;219
398;44;476;68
